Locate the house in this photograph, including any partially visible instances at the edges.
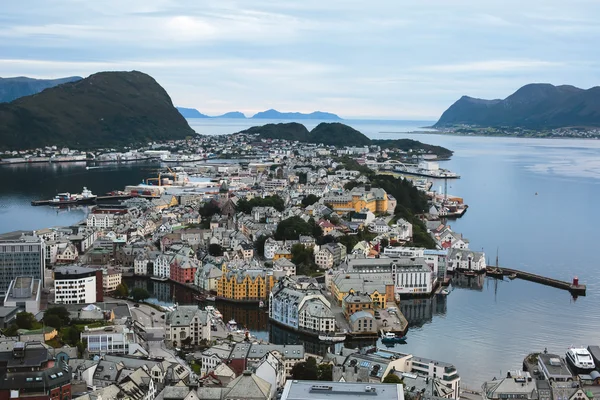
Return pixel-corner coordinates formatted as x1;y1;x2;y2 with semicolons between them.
315;243;347;269
165;306;211;347
481;371;539;400
253;352;286;398
196;370;272;400
194;263;223;292
447;248;486;273
272;258;296;276
280;380;404;400
348;310;377;334
81;325;135;355
342;292;373;318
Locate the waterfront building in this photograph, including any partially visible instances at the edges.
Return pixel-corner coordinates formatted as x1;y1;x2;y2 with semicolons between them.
165;305;211;347
343;256;436;297
3;276;41;314
170;256;199;284
348;310;377;334
0;341;72;400
253;351;286;398
280;380;404;400
446;248;486;273
342;292;374;317
330;272;392;307
0;232;45;296
269;276;336;335
194;262;223;292
481;370;539;400
217;266;282;301
537;353;573;382
82;325;135;355
153;252;174;278
315;242;347;269
54;266;103;304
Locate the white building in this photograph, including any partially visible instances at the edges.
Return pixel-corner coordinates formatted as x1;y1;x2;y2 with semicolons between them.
153;253;173;278
54;266;99;304
165;305;211;347
4;277;42;314
264;238;279;260
86;214;115;229
447;248;486;272
82;325;135;355
254;351;286;398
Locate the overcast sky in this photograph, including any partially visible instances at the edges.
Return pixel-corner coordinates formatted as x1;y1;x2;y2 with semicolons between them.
1;0;599;119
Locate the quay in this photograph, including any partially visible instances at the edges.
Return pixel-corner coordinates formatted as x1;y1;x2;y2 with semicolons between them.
486;266;586;296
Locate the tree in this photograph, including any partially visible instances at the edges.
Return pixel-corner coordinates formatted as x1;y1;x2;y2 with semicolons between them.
301;194;320;207
44;306;71;326
380;238;389;249
383;373;403;384
297;172;308;185
199;200;221;218
131;287;151;302
291;357;319;380
275;217;315;240
44;314;63;330
318;363;333;381
15;312;38;330
64;326;82;346
114;282;129;298
209;243;224;256
291;244;314;270
254;235;270;257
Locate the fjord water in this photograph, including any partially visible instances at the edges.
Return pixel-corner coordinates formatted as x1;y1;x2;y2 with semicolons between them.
2;119;600;387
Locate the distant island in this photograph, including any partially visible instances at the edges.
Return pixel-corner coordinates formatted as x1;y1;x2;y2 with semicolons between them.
0;71;195;150
177;107;342;120
435;83;600;131
0;76;82;103
238;122;453;158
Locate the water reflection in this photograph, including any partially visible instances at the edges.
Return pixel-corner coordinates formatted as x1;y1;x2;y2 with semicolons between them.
401;295;448;329
451;273;485;291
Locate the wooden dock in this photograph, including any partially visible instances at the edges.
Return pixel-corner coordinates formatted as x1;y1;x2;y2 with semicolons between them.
486;266;586;296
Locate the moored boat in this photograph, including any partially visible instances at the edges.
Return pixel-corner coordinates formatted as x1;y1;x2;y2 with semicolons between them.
319;333;346;342
151;276;169;282
205;295;216;302
566;347;596;374
508;273;517;280
381;332;407;343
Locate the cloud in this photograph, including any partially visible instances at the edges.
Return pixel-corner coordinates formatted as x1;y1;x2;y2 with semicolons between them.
0;0;597;119
420;60;564;73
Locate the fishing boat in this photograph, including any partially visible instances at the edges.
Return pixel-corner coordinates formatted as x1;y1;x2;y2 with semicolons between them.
318;333;347;343
508;273;517;280
463;270;478;277
227;319;238;330
258;300;266;308
440;289;450;295
381;332;407;343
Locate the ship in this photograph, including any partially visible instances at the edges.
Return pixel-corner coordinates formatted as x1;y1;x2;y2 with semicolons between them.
381;332;407;344
566;347;596;374
318;333;347;343
46;187;97;206
395;161;460;179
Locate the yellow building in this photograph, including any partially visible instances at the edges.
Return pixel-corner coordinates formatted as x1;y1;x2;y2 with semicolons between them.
273;249;292;261
217;265;280;301
331;272;394;308
324;187;388;215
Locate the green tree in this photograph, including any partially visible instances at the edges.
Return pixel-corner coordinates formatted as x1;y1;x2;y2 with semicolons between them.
291;357;319;380
15;312;38;330
44;314;63;330
199;200;221;218
114;282;129;298
64;326;82;346
291;244;314;270
3;324;18;337
275;216;319;240
44;306;71;326
131;287;151;302
209;243;224;256
318;363;333;381
383;373;403;383
380;238;389;249
236;195;285;214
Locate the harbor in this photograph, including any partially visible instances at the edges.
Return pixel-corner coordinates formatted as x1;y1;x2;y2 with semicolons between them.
485;266;586;296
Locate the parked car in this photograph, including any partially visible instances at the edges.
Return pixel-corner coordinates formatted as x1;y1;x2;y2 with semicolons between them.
133;304;140;308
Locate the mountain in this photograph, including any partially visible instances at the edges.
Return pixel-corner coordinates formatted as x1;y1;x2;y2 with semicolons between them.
251;109;342;120
0;71;196;150
177;107;209;118
239;123;310;142
435;83;600;129
308;122;370;146
216;111;246;118
0;76;82;103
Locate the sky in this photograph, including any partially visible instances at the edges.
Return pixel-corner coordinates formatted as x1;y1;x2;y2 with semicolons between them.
1;0;599;119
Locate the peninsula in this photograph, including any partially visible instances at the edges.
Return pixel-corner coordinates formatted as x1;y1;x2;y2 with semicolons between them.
239;122;453;159
0;76;82;103
435;83;600;138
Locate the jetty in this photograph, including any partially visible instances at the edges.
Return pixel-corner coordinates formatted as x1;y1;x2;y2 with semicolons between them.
486;266;586;296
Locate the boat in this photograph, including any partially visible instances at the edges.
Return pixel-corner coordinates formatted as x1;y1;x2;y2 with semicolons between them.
227;319;237;330
381;332;407;343
205;295;216;302
463;270;478;277
150;276;169;282
440;289;450;295
85;166;101;170
486;267;504;279
318;333;347;343
45;187;97;206
508;273;517;280
566;347;596;374
194;294;206;301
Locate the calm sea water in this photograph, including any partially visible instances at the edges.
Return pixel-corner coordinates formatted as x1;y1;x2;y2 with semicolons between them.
2;119;600;388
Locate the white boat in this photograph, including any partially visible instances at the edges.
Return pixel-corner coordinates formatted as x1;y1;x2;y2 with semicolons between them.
227;319;237;330
566;347;596;374
258;300;265;308
318;334;346;342
151;276;169;282
441;289;450;295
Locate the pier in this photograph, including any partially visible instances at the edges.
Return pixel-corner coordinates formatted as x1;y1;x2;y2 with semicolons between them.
486;266;586;296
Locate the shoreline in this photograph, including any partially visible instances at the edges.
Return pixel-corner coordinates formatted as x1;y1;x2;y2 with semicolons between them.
392;130;600;141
